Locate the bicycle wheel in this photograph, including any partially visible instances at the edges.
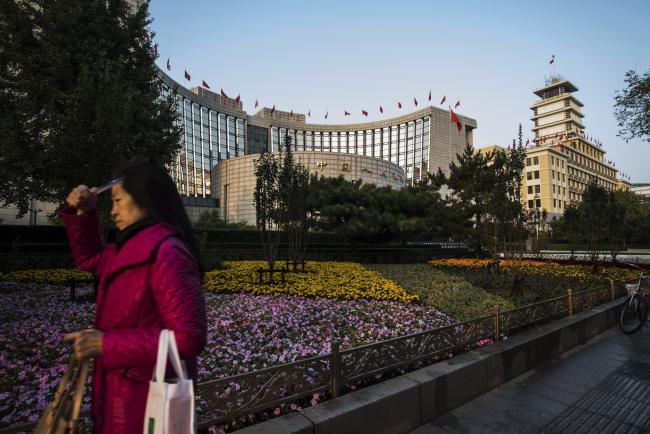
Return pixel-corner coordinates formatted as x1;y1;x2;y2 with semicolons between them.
620;294;648;334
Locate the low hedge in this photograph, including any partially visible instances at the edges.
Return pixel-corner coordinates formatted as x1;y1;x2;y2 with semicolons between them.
367;264;513;321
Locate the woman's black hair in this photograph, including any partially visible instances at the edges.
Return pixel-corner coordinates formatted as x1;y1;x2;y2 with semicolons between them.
114;161;203;274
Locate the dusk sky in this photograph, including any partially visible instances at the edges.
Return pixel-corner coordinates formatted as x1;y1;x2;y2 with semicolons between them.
148;0;650;182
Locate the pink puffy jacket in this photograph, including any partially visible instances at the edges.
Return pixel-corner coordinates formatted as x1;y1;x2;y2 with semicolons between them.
61;209;207;434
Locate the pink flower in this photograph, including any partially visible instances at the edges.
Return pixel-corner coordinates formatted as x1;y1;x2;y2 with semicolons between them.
310;398;318;406
273;407;281;416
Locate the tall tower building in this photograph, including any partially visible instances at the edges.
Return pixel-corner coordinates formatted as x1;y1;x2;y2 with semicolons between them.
522;75;618;218
531;77;584;141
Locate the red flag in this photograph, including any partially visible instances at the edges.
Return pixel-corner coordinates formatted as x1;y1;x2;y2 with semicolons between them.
428;90;432;101
325;111;328;119
362;109;368;116
397;101;402;109
184;70;191;81
271;105;275;114
414;97;418;106
202;80;210;89
290;110;293;117
235;94;241;103
344;110;351;116
220;89;228;98
166;58;171;71
380;106;383;113
440;95;446;105
308;110;311;117
143;30;150;39
449;109;462;133
454;99;460;108
255;99;259;108
549;54;555;64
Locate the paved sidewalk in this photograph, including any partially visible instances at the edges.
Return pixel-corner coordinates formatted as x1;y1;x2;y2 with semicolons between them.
411;324;650;433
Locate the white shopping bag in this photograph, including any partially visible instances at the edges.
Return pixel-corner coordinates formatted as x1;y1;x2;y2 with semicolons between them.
143;329;196;434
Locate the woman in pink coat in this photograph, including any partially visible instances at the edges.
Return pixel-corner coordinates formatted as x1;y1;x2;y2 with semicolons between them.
62;161;207;434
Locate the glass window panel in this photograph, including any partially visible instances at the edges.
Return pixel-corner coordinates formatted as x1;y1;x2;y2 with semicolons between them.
323;132;330;152
228;116;236;158
382;127;390;161
279;128;287;149
399;124;406;168
391;126;398;163
356;131;364;155
347;132;354;154
315;132;322;151
219;114;227;159
373;129;381;158
272;126;279;152
365;131;372;157
297;131;305;151
236;118;245;156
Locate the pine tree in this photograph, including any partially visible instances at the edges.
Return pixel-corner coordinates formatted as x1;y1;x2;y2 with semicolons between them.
445;144;494;258
0;0;180;220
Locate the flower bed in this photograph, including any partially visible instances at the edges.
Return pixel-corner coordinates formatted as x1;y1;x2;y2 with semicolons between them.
203;261;418;303
0;283;451;429
0;269;93;286
428;258;639;284
0;262;417;304
0;282;95;427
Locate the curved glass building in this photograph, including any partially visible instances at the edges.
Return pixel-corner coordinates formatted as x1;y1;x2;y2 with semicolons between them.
158;70;477;219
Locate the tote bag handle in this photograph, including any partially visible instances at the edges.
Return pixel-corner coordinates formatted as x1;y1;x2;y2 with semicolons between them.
153;330;188;384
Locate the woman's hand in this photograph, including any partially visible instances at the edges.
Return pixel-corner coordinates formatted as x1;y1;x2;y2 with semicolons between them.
66;185;98;216
63;328;104;360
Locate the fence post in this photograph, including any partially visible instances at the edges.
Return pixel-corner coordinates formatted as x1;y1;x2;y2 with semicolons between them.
329;340;341;398
494;305;500;342
69;279;76;301
568;288;573;316
609;279;615;300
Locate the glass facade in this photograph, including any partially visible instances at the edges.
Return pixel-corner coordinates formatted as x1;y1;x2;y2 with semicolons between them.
270;116;431;183
163;73;435;201
163;85;247;199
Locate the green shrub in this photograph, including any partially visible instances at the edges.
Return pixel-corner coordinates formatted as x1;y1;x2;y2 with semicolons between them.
367;264;513;321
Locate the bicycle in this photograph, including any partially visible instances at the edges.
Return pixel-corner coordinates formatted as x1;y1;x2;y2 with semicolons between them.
619;263;650;334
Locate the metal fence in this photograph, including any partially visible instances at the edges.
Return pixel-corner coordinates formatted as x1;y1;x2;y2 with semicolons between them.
0;280;627;434
194;280;625;430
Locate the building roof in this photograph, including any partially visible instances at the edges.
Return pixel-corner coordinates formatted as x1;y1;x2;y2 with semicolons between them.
533;78;579;98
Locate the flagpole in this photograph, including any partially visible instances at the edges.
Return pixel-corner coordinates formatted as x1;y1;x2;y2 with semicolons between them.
552;55;557;79
448;105;452;176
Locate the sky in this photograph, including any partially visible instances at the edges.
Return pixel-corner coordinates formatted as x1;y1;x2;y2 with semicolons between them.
148;0;650;182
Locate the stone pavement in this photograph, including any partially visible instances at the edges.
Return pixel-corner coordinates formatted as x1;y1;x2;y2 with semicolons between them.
411;324;650;433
